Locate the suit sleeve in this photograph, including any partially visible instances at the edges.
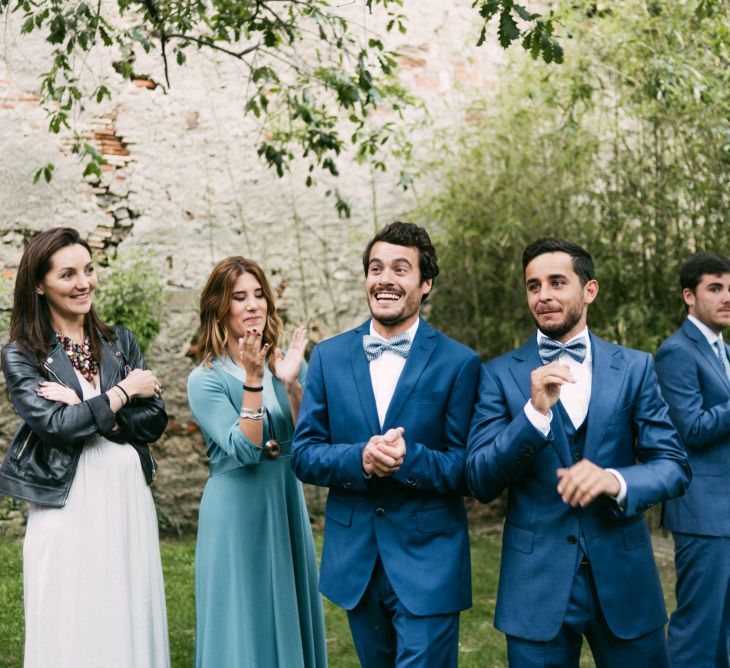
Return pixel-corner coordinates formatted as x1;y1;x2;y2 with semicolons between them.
655;340;730;450
612;353;691;518
390;351;481;495
466;361;554;503
290;345;371;491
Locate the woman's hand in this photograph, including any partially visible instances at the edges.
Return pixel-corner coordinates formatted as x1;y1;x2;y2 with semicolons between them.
37;381;81;406
238;330;269;382
274;325;308;388
118;369;163;400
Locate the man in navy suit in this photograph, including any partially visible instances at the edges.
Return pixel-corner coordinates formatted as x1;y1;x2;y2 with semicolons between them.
655;252;730;668
291;222;480;667
467;237;690;667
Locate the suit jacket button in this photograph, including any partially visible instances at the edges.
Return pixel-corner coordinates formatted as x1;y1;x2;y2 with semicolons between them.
375;508;386;517
567;535;578;544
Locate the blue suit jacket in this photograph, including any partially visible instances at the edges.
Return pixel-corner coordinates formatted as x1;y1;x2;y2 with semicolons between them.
656;318;730;537
466;333;690;642
291;318;481;616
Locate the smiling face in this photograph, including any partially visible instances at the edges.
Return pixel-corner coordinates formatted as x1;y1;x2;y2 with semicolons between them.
525;251;598;342
36;243;97;328
684;272;730;334
365;241;432;337
224;271;269;341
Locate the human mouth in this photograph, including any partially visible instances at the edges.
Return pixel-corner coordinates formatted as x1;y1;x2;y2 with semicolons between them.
70;293;91;304
374;291;402;303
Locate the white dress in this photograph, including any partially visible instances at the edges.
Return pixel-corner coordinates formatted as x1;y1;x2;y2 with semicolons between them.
23;372;170;668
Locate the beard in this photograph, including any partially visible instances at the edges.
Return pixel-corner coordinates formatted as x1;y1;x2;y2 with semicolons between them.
532;303;584;340
367;291;420;329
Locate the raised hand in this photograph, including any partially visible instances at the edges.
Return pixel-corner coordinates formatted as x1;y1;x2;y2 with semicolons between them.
37;381;81;406
238;330;269;382
274;325;308;387
530;362;575;415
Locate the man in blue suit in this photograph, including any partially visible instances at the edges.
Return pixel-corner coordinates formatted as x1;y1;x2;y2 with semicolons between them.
655;252;730;668
292;222;480;667
467;237;690;667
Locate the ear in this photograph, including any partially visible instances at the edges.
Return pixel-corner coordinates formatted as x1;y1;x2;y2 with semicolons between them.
682;287;695;310
421;278;433;298
35;285;44;296
583;279;599;305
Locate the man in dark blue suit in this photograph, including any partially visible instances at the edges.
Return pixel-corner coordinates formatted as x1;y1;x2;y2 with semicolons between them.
467;238;690;668
655;252;730;668
292;222;480;667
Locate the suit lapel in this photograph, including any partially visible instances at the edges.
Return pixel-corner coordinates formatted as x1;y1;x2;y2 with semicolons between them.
584;334;624;460
509;336;571;467
683;319;730;391
382;319;437;430
350;321;381;436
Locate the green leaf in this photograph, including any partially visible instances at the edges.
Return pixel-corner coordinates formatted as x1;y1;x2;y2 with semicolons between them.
498;9;520;48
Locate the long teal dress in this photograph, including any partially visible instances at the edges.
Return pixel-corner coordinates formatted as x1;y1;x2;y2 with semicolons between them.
188;357;327;668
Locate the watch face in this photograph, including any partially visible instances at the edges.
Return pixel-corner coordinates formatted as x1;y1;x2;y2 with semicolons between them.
263;438;281;460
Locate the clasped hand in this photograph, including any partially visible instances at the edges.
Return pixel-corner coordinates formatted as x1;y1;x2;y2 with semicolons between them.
557;459;621;507
362;427;406;477
530;362;575;415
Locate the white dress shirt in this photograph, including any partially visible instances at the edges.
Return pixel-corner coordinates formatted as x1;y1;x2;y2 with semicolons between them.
368;319;419;428
523;327;627;505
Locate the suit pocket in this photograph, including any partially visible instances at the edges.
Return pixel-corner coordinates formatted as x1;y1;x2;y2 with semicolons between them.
607;403;633;426
623;520;649;550
416;505;467;533
503;523;535;554
325;498;353;527
409;391;443;404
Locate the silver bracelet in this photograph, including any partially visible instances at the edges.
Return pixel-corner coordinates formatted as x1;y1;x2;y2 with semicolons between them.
240;406;265;420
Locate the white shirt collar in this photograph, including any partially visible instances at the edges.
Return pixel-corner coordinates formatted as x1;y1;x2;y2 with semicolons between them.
369;318;420;342
687;315;721;346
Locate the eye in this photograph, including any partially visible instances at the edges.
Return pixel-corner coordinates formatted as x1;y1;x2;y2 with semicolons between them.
61;271;73;279
86;266;95;275
255;291;264;299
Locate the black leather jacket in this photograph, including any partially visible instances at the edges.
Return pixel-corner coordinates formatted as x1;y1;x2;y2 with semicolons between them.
0;326;167;507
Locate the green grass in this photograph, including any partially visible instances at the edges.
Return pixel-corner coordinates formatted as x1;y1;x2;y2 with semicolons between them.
0;529;675;667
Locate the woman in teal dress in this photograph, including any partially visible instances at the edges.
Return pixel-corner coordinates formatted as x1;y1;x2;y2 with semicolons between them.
187;256;327;668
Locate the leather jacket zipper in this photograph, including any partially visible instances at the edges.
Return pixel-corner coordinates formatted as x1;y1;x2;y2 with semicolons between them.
13;430;33;462
43;363;72;389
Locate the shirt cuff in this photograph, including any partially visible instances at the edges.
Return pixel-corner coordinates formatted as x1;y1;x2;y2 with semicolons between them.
605;468;627;508
523;401;552;437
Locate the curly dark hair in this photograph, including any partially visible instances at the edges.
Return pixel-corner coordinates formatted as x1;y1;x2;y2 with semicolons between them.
362;222;439;301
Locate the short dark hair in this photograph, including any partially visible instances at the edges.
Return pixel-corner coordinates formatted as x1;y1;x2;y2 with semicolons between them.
522;237;595;286
362;221;439;295
680;252;730;293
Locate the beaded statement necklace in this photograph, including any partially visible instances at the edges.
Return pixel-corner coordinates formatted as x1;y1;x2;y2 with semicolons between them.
55;331;99;383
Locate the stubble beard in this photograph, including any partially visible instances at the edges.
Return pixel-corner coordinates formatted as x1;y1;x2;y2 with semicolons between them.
533;304;584;341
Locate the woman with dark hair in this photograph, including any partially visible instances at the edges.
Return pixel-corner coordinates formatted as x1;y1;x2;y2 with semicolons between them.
0;227;170;668
187;256;326;668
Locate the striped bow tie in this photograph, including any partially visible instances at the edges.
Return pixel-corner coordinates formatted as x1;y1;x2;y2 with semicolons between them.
538;336;587;365
363;333;412;362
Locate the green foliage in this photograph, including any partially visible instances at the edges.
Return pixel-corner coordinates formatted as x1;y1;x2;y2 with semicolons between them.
3;0;416;199
424;0;730;359
95;249;164;353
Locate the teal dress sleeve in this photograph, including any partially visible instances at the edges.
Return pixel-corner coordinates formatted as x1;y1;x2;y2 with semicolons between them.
187;364;263;467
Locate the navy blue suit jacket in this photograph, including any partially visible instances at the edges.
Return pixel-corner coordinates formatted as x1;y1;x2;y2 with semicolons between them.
466;333;690;641
291;318;480;616
656;318;730;537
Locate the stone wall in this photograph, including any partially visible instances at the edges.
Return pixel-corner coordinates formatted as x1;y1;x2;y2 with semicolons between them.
0;0;503;534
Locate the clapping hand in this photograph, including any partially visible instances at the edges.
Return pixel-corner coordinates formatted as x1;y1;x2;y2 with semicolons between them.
362;427;406;477
37;381;81;406
274;326;308;387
